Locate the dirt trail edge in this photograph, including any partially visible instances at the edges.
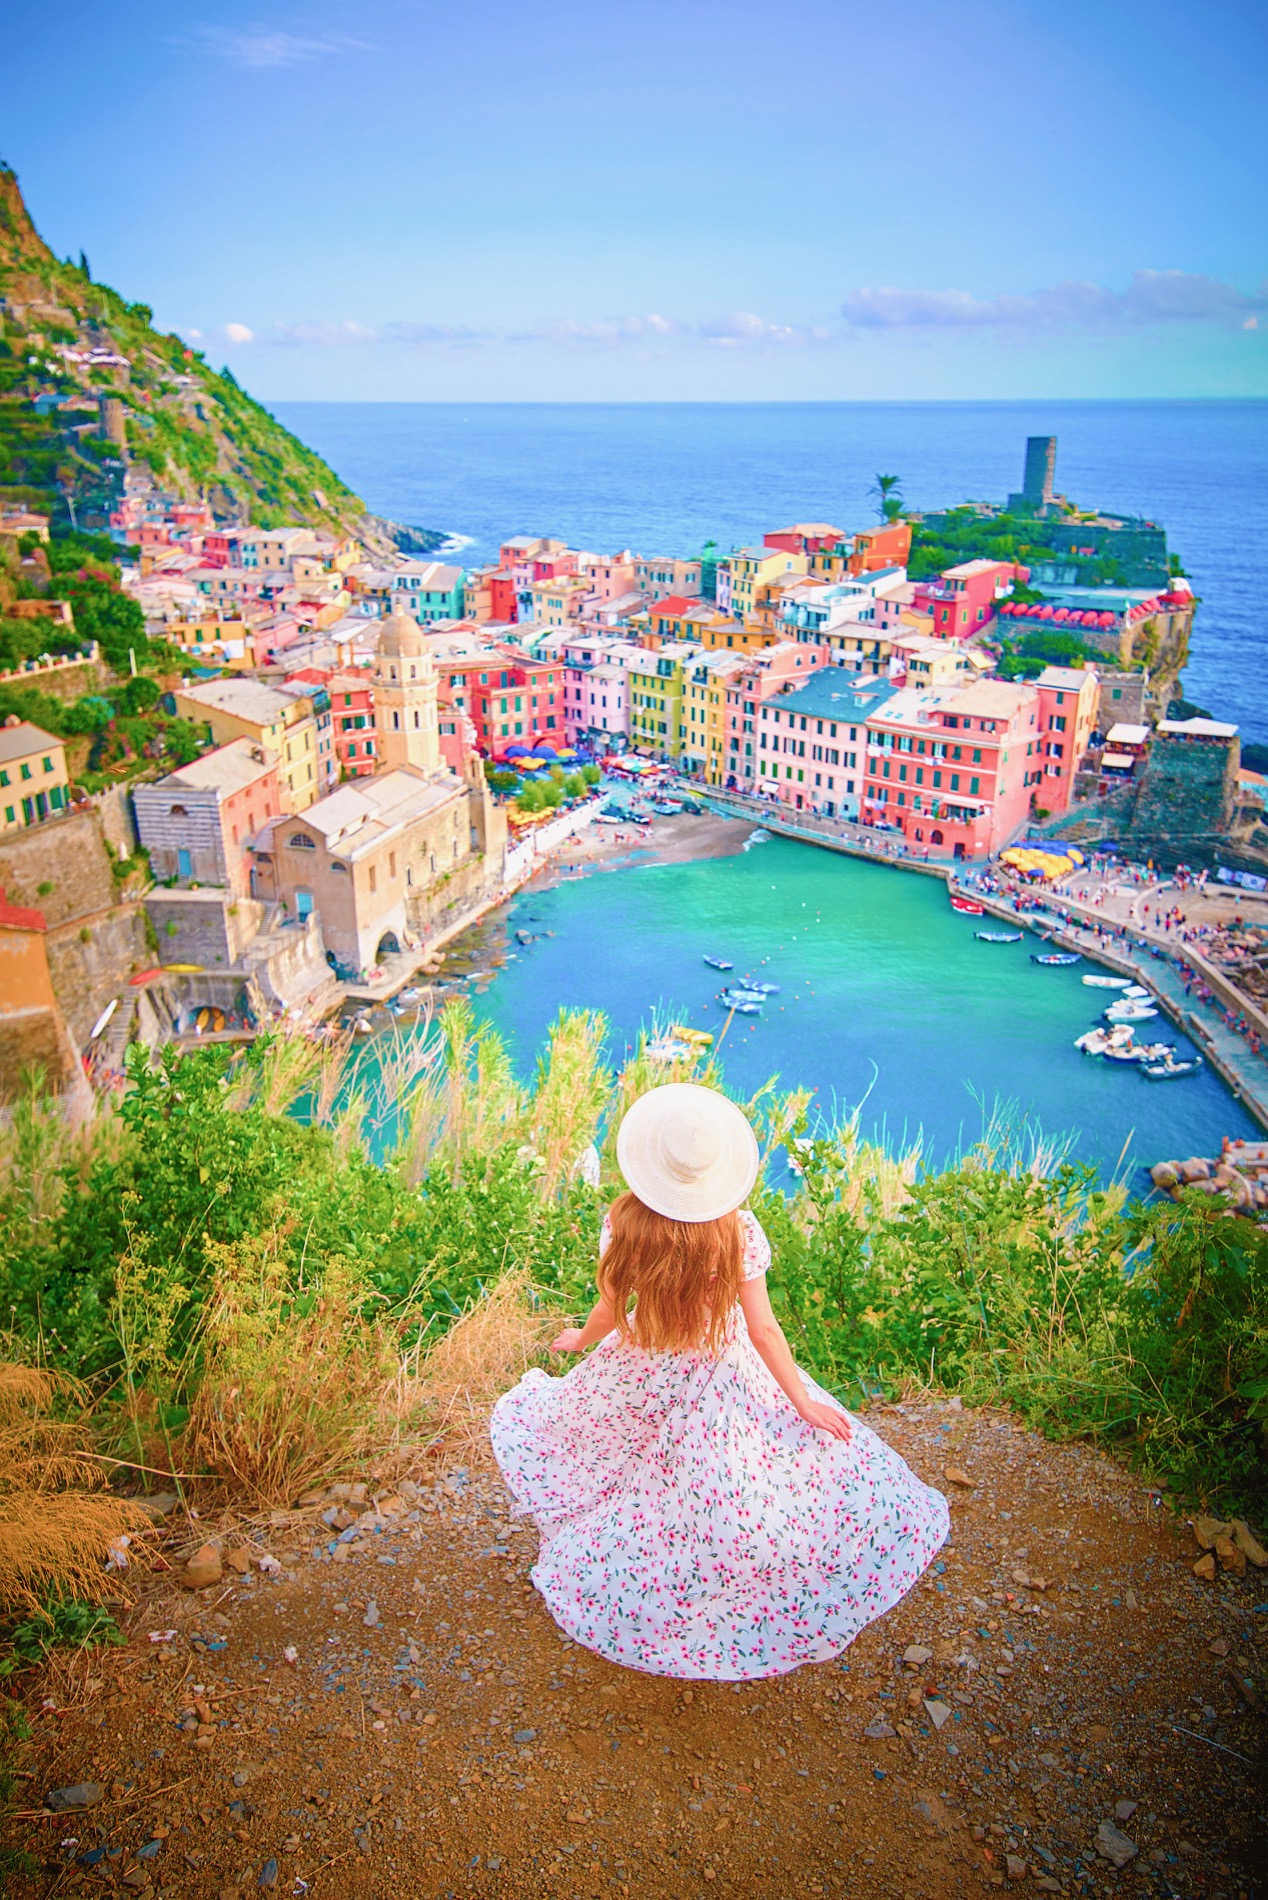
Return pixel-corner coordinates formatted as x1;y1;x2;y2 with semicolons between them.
7;1402;1266;1899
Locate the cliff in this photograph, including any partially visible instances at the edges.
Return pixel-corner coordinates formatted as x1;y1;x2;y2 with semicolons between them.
0;168;440;552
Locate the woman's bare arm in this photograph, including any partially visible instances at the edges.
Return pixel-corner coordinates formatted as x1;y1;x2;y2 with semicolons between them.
551;1293;619;1355
737;1276;852;1442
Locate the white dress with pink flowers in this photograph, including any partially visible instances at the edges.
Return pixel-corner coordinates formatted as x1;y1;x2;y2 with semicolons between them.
489;1210;948;1681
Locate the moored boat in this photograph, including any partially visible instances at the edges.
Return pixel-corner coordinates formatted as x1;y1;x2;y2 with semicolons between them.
1031;951;1081;966
1083;974;1130;989
950;895;985;915
1105;1000;1158;1024
976;929;1022;943
703;955;733;971
718;990;763;1014
1141;1055;1203;1080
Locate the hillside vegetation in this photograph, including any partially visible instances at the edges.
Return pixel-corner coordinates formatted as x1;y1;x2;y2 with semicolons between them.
1;1005;1264;1545
0;167;369;538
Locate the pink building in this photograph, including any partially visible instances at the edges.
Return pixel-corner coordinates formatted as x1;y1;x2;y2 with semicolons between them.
1034;665;1099;816
764;523;844;556
860;677;1042;860
723;640;825;790
913;559;1022;641
558;635;636;748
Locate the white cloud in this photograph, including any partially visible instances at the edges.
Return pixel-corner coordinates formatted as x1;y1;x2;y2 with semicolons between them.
841;270;1268;331
517;314;685;347
271;319;382;346
222;321;255;345
189;25;372;69
698;312;832;348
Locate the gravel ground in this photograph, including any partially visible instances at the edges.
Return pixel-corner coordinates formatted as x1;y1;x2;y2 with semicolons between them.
6;1402;1266;1898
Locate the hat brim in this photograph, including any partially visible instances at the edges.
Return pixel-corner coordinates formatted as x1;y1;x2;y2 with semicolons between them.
616;1083;760;1224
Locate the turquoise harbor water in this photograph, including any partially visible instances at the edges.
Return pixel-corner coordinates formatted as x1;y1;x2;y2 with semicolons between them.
472;834;1260;1178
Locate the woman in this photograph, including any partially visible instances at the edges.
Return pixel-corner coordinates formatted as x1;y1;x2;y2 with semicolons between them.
491;1082;948;1680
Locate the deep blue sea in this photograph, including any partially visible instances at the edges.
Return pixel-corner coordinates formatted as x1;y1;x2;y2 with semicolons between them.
277;399;1267;744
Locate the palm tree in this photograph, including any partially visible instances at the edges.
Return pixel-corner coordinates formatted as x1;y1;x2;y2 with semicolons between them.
869;473;904;523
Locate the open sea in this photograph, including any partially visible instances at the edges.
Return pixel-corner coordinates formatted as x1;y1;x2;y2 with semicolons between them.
278;398;1267;743
278;400;1266;1168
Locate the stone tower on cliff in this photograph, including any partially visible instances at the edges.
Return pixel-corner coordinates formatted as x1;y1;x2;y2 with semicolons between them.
372;604;440;774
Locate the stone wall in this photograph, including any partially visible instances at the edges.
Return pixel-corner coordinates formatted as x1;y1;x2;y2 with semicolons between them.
0;808;117;925
144;888;267;972
1129;733;1239;846
0;651;104;703
44;906;152;1047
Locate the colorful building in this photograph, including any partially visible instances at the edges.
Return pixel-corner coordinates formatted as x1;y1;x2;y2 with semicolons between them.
723;641;824;791
288;667;380;780
133;738;282;895
0;722;70;831
682;652;745;784
627;644;702;759
716;547;809;620
391;561;467;623
756;671;897;817
860;678;1042;859
468;649;565;759
845;521;912;576
1034;665;1099;815
914;559;1019;641
763;523;843;557
173;677;323;813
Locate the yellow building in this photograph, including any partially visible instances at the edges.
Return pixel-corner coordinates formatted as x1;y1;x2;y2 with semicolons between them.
163;616;258;669
682;653;744;784
627;644;701;759
0;722;70;831
723;547;809;621
172;677;322;813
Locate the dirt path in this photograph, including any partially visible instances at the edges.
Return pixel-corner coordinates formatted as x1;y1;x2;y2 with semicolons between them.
7;1404;1265;1898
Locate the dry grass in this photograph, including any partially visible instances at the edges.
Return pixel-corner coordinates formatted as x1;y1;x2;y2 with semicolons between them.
390;1271;563;1469
178;1237;401;1510
0;1364;151;1617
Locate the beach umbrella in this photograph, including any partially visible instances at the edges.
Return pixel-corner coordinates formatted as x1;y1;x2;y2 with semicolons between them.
505;744;531;758
531;745;558;759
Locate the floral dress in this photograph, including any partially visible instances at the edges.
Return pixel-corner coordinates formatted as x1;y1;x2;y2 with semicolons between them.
489;1209;949;1681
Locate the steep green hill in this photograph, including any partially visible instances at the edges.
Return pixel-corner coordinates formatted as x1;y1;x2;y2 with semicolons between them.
0;167;426;548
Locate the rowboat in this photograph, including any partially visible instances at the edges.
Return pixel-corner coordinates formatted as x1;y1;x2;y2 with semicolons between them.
950;895;985;915
718;991;763;1015
976;930;1022;944
1031;952;1081;966
1083;974;1130;989
1142;1056;1203;1079
703;956;733;971
744;981;781;995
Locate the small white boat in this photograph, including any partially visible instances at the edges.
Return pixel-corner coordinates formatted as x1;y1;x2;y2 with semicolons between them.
1082;974;1130;989
722;987;767;1006
1123;985;1152;1000
90;998;119;1041
1076;1024;1138;1058
703;955;733;971
1105;1001;1158;1024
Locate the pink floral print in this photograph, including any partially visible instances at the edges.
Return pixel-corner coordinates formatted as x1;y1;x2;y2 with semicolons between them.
490;1209;949;1680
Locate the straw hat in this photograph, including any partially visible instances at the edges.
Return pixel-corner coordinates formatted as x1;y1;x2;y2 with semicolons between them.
616;1083;759;1224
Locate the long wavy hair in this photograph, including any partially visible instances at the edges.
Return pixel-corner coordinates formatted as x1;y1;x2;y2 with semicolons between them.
597;1190;744;1355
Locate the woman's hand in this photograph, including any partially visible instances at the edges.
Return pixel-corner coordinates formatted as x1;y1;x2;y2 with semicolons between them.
798;1399;853;1443
551;1327;586;1354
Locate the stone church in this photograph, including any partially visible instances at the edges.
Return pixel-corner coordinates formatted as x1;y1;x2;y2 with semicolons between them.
253;608;508;978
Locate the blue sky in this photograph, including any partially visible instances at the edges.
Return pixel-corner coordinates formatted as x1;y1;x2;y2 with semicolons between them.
7;0;1266;400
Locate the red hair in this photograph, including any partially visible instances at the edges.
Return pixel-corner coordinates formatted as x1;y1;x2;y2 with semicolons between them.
597;1191;744;1355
